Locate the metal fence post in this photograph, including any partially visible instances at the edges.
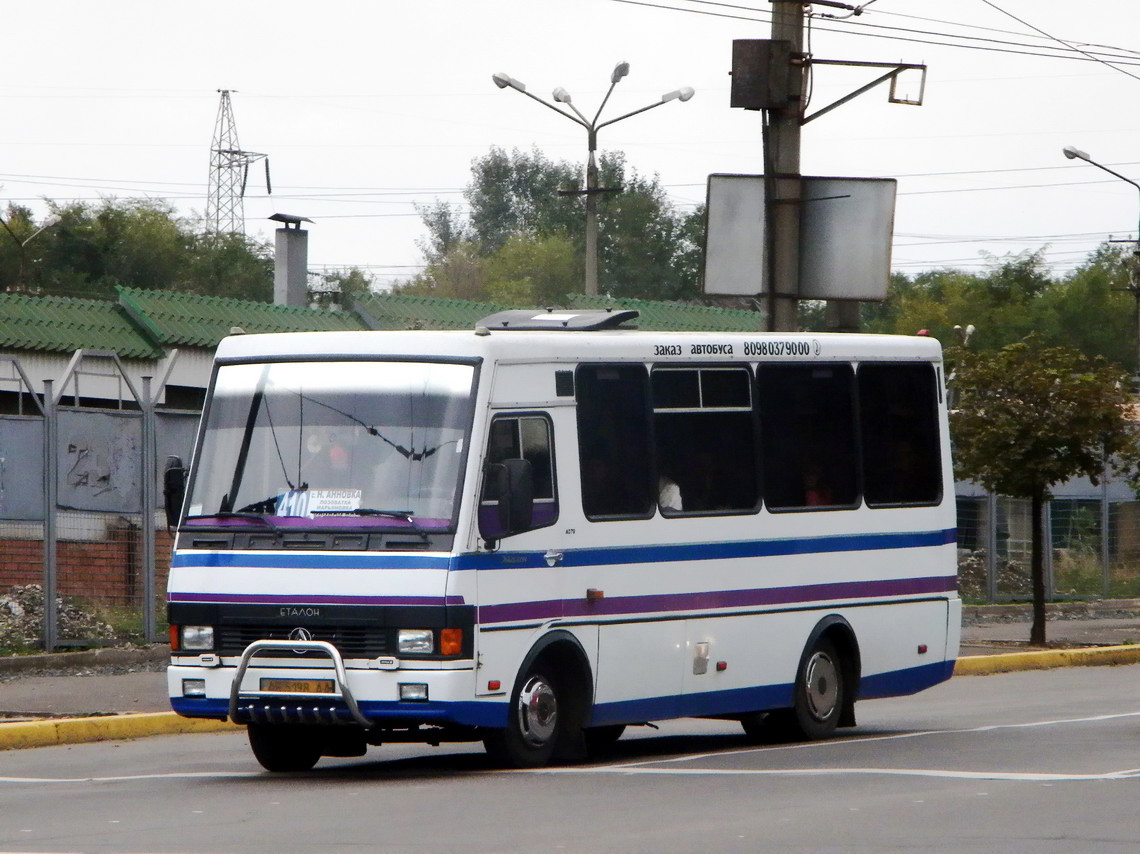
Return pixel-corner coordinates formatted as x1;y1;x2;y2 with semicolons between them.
42;379;58;652
1043;497;1054;600
985;490;998;603
1101;468;1111;597
141;376;157;643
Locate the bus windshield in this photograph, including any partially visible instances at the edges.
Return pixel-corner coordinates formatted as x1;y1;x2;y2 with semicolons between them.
186;360;475;529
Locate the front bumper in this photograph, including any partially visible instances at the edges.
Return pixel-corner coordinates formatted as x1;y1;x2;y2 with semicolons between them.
168;642;505;729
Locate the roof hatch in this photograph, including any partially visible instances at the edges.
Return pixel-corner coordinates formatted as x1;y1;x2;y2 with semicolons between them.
475;308;640;332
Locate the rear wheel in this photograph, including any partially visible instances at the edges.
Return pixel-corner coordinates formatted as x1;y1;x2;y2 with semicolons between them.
484;666;564;768
771;637;844;741
247;724;322;772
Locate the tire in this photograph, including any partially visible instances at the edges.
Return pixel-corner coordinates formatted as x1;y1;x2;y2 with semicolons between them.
483;666;564;768
583;724;626;755
738;711;769;742
247;724;323;772
770;637;845;741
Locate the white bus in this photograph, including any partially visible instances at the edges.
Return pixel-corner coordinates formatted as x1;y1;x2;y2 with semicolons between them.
165;309;959;771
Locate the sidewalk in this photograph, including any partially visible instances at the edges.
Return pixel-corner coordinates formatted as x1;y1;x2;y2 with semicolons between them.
1;603;1138;749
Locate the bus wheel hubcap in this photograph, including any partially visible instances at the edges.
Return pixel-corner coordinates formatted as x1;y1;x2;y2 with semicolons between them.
804;652;839;721
517;675;558;747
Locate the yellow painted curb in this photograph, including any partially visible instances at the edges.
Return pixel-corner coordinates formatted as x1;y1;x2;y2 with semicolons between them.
0;713;240;751
955;645;1140;676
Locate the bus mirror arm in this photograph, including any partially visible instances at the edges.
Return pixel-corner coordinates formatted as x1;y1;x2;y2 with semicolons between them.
479;458;535;543
164;455;187;529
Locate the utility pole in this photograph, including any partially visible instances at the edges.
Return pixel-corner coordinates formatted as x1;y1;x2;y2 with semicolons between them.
729;3;925;332
764;2;806;332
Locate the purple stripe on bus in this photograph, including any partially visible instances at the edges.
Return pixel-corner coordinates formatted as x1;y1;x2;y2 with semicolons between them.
167;592;466;606
478;574;957;624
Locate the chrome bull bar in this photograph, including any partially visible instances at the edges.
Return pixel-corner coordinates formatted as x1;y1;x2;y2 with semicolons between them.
228;639;371;729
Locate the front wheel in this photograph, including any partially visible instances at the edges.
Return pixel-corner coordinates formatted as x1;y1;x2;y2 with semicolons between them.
247;724;322;772
483;667;564;768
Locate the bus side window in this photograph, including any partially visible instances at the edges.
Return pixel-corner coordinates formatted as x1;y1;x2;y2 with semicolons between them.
758;364;858;511
481;414;558;532
652;367;759;515
858;363;942;506
576;365;654;520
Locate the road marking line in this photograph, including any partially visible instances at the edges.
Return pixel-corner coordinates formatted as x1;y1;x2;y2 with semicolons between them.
0;771;262;784
600;710;1140;770
533;766;1140;782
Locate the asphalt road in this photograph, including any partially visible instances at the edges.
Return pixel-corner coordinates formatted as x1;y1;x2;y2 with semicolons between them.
1;663;1137;854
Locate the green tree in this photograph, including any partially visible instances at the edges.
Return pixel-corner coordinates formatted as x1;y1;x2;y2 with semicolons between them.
413;146;701;302
483;233;580;305
951;338;1139;643
182;231;273;301
398;242;487;300
2;199;273;301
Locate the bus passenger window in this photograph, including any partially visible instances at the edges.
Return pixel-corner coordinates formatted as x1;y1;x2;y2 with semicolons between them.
651;367;758;515
481;414;557;531
758;364;858;511
576;365;654;519
858;363;942;506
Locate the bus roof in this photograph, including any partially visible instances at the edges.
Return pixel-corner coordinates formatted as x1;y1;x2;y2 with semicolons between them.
213;325;943;366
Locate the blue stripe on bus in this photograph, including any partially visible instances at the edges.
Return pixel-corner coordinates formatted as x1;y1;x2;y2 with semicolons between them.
455;527;958;572
170;552;452;570
857;660;956;699
170;660;955;730
170;527;955;574
170;697;507;728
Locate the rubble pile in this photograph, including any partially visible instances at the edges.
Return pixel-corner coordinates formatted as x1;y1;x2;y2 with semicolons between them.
0;584;117;653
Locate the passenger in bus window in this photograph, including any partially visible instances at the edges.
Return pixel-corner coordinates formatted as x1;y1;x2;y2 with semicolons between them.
804;464;832;507
658;473;683;513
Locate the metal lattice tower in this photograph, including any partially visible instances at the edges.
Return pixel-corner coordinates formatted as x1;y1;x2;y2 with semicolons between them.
206;89;270;235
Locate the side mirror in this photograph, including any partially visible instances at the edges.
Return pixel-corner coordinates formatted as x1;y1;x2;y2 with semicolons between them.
163;455;187;528
478;458;535;543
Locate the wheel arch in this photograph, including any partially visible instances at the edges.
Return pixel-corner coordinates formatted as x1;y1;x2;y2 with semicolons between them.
516;629;595;732
802;615;861;728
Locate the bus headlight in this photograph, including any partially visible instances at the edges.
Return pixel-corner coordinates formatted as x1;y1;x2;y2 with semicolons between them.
181;625;215;651
397;629;433;654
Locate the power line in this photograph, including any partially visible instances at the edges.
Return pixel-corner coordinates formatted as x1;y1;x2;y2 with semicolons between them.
611;0;1140;67
978;0;1140;82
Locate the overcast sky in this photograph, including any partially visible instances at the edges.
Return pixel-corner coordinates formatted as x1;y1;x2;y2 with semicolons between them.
3;0;1139;291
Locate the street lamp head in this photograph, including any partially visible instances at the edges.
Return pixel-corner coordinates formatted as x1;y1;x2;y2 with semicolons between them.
611;61;630;84
1063;145;1090;162
42;214;61;228
552;87;572;104
492;72;524;92
661;87;695;104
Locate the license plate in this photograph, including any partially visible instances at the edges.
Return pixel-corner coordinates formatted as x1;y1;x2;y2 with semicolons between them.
260;678;335;694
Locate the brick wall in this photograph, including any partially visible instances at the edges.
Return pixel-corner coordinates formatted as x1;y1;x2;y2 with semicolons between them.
1;528;173;606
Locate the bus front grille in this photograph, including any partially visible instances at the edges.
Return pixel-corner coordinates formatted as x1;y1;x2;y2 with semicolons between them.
217;625;390;658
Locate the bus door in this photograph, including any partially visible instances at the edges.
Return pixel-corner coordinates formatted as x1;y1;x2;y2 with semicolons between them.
574;363;685;723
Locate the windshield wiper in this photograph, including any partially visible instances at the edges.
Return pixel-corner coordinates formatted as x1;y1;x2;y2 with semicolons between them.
235;496;281;514
185;511;274;526
309;508;426;535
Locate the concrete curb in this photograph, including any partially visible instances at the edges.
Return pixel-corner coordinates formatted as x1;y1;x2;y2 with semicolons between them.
0;645;169;676
954;644;1140;676
0;713;239;751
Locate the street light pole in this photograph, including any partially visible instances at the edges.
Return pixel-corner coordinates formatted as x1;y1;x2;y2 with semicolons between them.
0;213;61;292
1062;145;1140;384
493;64;693;296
